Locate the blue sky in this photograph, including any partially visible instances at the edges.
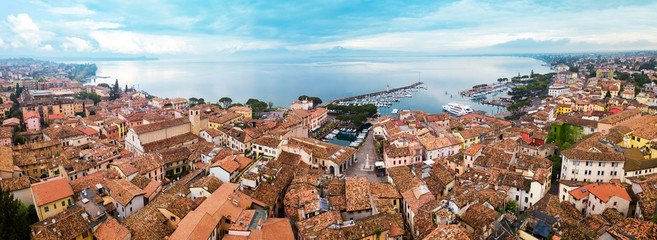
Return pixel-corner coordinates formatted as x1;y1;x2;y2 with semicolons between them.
1;0;657;57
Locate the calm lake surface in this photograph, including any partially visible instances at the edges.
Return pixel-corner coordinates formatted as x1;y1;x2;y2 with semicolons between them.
92;56;551;115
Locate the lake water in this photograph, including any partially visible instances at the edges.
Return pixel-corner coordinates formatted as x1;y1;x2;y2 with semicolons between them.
91;56;551;115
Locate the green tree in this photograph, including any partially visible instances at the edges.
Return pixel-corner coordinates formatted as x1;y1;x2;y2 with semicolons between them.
252;101;268;113
73;91;101;104
109;79;121;101
0;187;32;239
219;97;232;109
189;97;199;107
506;200;519;216
98;83;111;88
246;98;260;108
298;95;322;106
268;101;274;109
13;135;25;145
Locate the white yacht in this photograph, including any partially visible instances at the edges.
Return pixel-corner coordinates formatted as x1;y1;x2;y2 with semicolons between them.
442;103;475;116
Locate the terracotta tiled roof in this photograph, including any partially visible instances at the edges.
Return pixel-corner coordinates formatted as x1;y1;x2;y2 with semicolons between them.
424;224;471;240
203;128;223;138
464;144;484;156
345;177;372;212
142;132;198;153
0;146;13;172
460;203;499;235
369;182;401;199
251;135;282;148
132;154;164;175
343;213;390;240
132;117;190;134
93;217;130;240
122;194;175;240
42;124;84;139
0;127;11;139
0;176;30;191
402;184;435;214
31;205;91;240
588;183;631;202
229;106;252;112
602;208;625;225
105;178;146;206
388;166;423;194
287;137;356;165
605;218;657;240
190;176;223;193
158;146;191;164
295;211;342;239
561;133;624;162
31;177;74;206
598;108;641;124
247;217;295;240
23;110;40;120
111;158;139;177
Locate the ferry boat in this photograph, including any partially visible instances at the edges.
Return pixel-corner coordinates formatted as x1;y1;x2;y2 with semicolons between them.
442;103;475;116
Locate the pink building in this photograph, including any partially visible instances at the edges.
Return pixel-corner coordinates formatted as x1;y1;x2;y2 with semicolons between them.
23;111;41;131
0;127;12;146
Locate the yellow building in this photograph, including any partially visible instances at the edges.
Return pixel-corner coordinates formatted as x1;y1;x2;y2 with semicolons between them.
111;119;128;138
591;102;606;112
574;101;590;112
229;106;253;119
596;68;614;79
626;125;657;153
12;139;62;157
21;99;93;122
31;177;75;220
455;129;481;149
556;104;572;116
209;112;243;129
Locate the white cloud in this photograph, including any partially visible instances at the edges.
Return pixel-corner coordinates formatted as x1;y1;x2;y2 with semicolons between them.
6;13;54;48
0;37;5;47
47;5;95;16
292;0;657;53
40;44;54;51
62;20;122;30
89;30;188;54
62;37;93;52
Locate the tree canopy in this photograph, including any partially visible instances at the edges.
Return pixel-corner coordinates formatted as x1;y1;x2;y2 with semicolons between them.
188;97;206;107
245;98;268;112
109;79;121;101
73;91;102;104
298;95;322;106
218;97;232;109
0;187;32;239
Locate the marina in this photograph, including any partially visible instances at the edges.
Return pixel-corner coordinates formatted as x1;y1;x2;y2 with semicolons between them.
322;82;425;108
322;126;372;148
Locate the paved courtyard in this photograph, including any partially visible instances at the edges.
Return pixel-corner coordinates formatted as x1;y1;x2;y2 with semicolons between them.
345;131;387;183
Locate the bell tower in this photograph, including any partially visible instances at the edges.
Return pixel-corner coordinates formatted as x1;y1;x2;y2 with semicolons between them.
189;107;200;135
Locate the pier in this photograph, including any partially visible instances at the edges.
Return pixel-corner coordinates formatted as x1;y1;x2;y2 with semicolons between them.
321;82;424;107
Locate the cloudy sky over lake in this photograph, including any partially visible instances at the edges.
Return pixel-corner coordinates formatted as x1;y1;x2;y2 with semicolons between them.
2;0;657;57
